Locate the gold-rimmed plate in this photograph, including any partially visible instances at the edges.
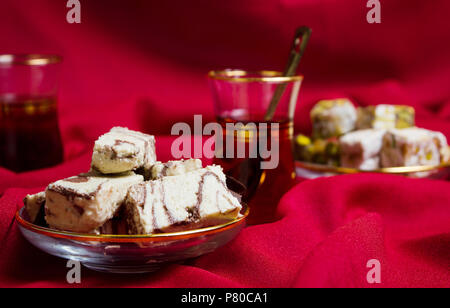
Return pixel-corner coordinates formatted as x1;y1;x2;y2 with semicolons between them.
295;161;450;179
16;205;248;274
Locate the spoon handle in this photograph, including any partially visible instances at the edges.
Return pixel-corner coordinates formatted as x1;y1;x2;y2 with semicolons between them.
264;26;312;121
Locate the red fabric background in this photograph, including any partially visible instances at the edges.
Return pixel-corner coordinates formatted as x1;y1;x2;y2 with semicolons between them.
0;0;449;287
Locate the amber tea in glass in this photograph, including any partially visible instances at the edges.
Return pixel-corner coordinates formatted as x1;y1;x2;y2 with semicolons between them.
209;70;303;224
0;55;63;172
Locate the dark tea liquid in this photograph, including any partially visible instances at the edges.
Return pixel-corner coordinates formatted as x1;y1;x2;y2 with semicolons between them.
0;96;63;172
214;115;296;225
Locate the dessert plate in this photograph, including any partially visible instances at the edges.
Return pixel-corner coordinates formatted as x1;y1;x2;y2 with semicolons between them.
16;204;249;274
296;161;450;179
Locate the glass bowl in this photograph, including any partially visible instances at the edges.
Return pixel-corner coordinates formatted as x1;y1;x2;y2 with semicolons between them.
16;205;248;274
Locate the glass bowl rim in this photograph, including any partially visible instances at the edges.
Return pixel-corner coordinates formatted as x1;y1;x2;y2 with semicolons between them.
0;54;62;66
208;69;304;83
16;204;249;243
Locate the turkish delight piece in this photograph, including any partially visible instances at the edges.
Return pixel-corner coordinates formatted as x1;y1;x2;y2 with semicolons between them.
125;165;242;235
45;171;143;233
91;127;157;174
311;99;357;139
339;129;386;170
94;215;128;235
23;192;46;224
356;105;415;130
295;134;340;166
148;159;203;180
381;128;446;167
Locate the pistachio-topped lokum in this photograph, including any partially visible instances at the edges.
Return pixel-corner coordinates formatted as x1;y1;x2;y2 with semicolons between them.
380;128;447;167
311;99;357;139
295;134;340;166
339;129;386;170
356;105;415;130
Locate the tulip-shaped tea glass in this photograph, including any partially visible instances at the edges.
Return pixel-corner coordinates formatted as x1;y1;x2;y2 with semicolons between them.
209;70;303;224
0;54;63;172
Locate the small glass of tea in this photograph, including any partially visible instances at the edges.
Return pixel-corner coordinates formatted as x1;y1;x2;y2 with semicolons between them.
208;70;303;225
0;54;64;172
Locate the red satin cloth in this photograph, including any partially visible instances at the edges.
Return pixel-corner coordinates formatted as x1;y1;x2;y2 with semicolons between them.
1;0;450;287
